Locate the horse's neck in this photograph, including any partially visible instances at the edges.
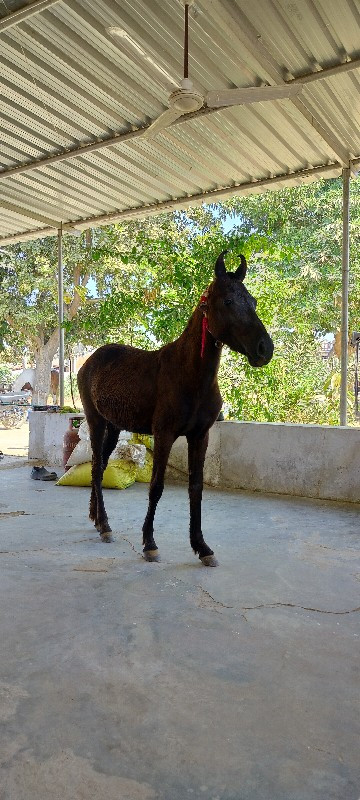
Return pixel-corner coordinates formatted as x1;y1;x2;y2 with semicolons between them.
176;308;222;382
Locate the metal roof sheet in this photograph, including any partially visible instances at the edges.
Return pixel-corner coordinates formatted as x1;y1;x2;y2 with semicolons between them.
0;0;359;244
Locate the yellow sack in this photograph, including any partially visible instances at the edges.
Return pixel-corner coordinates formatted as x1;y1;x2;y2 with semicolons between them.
131;433;154;451
57;460;136;489
135;450;153;483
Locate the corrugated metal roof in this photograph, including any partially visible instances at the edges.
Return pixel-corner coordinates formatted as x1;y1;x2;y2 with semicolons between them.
0;0;359;244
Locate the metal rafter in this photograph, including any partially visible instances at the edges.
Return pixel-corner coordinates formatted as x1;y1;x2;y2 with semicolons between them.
0;160;348;246
204;0;352;167
0;0;359;245
0;51;359;182
0;0;61;32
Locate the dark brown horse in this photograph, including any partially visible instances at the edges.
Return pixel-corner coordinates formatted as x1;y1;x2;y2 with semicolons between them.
77;251;273;565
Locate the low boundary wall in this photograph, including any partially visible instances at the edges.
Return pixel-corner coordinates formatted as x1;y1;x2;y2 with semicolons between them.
29;412;84;466
168;421;360;503
29;414;360;502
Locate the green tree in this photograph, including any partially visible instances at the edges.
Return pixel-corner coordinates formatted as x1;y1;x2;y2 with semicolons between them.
219;178;360;423
0;230;113;403
95;178;360;424
1;176;359;422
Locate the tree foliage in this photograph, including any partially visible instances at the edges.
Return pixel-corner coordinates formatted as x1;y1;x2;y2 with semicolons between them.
93;179;360;425
1;176;359;422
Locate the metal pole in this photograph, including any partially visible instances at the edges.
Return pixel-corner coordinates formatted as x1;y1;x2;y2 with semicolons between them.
340;167;350;425
58;223;65;408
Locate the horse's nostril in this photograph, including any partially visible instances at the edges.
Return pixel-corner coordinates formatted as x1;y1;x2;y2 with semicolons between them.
257;338;266;358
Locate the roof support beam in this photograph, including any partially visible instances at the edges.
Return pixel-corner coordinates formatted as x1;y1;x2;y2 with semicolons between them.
0;0;60;32
204;0;351;167
0;125;149;180
0;197;60;226
0;161;344;246
290;56;360;86
0;67;355;183
291;97;351;168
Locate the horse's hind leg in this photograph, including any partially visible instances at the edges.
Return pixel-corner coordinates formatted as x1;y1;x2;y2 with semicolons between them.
89;422;119;526
89;484;97;526
102;422;120;470
88;415;112;542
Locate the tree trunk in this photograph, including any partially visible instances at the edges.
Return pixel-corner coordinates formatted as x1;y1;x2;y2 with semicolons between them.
34;335;59;405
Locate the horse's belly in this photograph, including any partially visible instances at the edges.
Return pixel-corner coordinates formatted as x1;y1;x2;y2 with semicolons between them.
95;390;155;433
87;348;158;433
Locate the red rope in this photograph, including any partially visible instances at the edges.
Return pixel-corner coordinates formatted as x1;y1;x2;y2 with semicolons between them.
201;315;209;358
200;290;209;358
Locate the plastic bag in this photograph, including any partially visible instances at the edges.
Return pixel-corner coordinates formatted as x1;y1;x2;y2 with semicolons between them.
131;433;154;451
135;450;153;483
66;439;91;466
110;441;146;467
78;420;90;440
67;425;134;468
57;459;136;489
66;421;153;469
66;420;92;466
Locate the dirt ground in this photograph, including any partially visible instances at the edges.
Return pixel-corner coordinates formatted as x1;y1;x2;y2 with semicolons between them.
0;420;29;458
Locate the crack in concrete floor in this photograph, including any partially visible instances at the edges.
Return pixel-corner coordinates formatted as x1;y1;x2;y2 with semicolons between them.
243;602;360;616
1;527;359;621
0;511;30;518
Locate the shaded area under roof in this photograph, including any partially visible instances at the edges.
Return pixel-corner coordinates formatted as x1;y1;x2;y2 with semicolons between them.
0;0;359;244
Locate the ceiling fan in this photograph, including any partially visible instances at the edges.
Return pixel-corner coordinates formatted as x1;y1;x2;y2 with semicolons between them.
141;0;303;138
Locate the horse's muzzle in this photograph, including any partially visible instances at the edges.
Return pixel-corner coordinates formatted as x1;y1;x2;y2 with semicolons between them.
248;335;274;367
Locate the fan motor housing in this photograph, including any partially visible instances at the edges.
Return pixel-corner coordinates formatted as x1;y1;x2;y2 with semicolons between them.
169;88;203;113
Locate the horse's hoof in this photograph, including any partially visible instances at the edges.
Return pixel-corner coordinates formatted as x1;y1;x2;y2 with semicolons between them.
200;554;218;567
99;523;112;543
100;531;113;543
143;549;160;562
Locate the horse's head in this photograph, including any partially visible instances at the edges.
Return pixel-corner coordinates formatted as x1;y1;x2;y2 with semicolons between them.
205;251;274;367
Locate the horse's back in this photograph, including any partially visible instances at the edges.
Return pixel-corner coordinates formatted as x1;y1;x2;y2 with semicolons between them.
77;343;159;431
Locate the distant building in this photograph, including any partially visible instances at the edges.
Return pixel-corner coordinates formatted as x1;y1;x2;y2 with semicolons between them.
320;340;334;359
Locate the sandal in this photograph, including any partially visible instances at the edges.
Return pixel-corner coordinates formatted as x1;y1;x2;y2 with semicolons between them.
31;466;58;481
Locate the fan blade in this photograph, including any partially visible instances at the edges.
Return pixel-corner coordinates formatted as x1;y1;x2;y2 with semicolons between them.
206;83;303;108
142;107;185;138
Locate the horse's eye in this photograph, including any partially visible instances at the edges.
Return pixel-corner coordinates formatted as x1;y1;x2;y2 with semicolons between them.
224;298;233;306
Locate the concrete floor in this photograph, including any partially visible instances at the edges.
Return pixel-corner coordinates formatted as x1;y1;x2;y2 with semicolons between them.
0;460;359;800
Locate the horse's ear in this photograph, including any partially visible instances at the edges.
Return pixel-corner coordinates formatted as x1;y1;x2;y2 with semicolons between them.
215;251;228;278
234;254;247;282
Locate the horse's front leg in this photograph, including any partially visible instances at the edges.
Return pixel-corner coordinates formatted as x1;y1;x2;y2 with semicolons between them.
142;432;174;562
187;431;218;567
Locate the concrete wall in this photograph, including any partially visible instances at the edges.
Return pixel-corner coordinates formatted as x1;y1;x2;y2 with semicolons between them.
29;412;84;466
29;413;360;502
168;421;360;503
